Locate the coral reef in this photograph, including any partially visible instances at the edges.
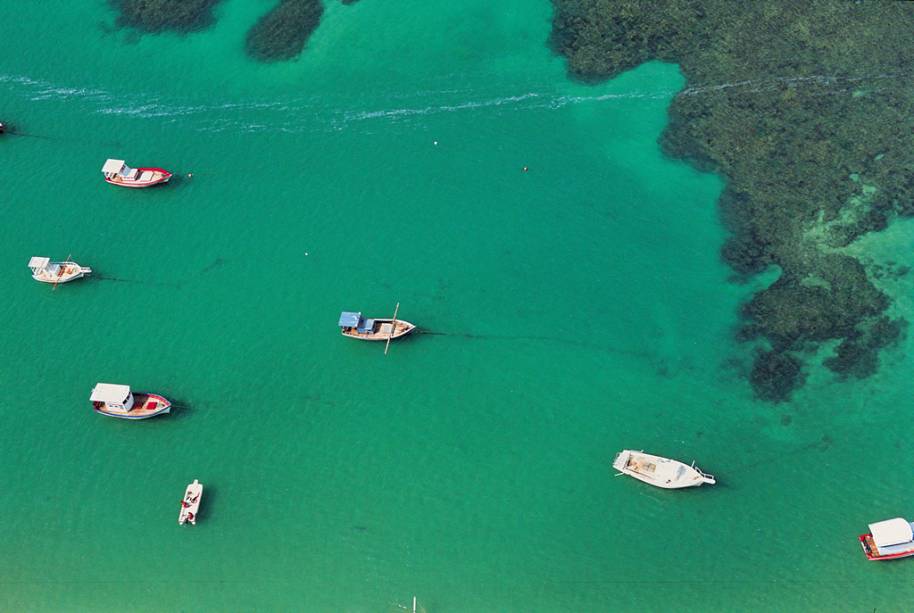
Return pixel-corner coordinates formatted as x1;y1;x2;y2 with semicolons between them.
246;0;324;62
551;0;914;401
111;0;354;57
750;349;804;404
109;0;222;33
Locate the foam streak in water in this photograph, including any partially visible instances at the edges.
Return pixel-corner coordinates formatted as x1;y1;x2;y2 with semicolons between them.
2;69;909;137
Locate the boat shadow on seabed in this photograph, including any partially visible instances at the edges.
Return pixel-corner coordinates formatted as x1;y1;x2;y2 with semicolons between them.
92;273;183;289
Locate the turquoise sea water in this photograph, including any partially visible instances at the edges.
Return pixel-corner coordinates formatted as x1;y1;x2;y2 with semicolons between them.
2;1;914;611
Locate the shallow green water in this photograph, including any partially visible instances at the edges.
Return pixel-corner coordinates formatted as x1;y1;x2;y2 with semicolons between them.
2;1;914;611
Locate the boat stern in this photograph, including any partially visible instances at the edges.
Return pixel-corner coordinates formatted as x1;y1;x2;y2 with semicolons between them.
859;534;879;560
698;470;716;486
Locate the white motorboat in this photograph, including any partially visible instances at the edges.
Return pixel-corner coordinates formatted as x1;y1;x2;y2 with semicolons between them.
859;517;914;561
101;158;172;188
28;256;91;284
612;449;716;489
90;383;171;420
179;480;203;525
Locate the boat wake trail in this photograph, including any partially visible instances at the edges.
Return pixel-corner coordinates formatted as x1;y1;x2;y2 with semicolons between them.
93;275;134;284
3;69;910;138
722;434;835;479
1;130;53;140
94;274;182;289
417;329;653;360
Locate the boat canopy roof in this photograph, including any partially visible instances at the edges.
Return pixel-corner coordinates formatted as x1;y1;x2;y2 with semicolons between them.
339;311;362;328
28;256;50;269
90;383;131;403
102;159;126;173
870;518;913;548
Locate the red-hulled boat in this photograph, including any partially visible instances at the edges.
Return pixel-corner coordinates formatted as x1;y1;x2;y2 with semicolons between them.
102;158;172;188
859;518;914;561
90;383;171;420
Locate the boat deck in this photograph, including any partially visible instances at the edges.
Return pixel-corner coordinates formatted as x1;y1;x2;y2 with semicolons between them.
106;168;170;186
627;457;656;474
863;535;878;556
95;393;169;418
108;174;164;184
33;264;88;283
341;320;415;341
627;455;683;481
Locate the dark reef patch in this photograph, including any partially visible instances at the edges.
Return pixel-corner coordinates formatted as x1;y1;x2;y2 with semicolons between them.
246;0;324;62
750;349;804;404
551;1;914;401
109;0;223;33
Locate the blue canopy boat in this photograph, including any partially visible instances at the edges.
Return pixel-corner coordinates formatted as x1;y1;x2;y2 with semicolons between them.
338;305;415;345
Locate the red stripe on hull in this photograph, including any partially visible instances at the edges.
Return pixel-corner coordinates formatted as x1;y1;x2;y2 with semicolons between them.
858;534;914;561
104;168;172;188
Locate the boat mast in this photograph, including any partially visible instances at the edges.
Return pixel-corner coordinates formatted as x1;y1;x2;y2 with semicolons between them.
384;301;400;356
53;253;71;290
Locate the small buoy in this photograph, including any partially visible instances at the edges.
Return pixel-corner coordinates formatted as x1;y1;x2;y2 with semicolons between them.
522;166;528;172
187;172;193;179
433;140;438;146
304;252;309;256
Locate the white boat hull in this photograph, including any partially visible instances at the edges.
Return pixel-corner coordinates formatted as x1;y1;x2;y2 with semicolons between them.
31;263;92;284
613;450;715;489
179;480;203;525
92;392;171;420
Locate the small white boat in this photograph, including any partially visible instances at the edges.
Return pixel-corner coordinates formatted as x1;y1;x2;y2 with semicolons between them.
859;517;914;561
102;158;172;188
90;383;171;420
612;450;716;489
179;480;203;525
28;256;91;284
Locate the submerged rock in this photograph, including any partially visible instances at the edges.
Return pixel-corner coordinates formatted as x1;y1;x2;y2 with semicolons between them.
246;0;324;63
750;349;804;404
109;0;223;33
551;0;914;401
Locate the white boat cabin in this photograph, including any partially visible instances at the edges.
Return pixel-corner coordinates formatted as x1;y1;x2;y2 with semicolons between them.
101;159;138;181
90;383;135;414
28;256;54;276
870;518;914;549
